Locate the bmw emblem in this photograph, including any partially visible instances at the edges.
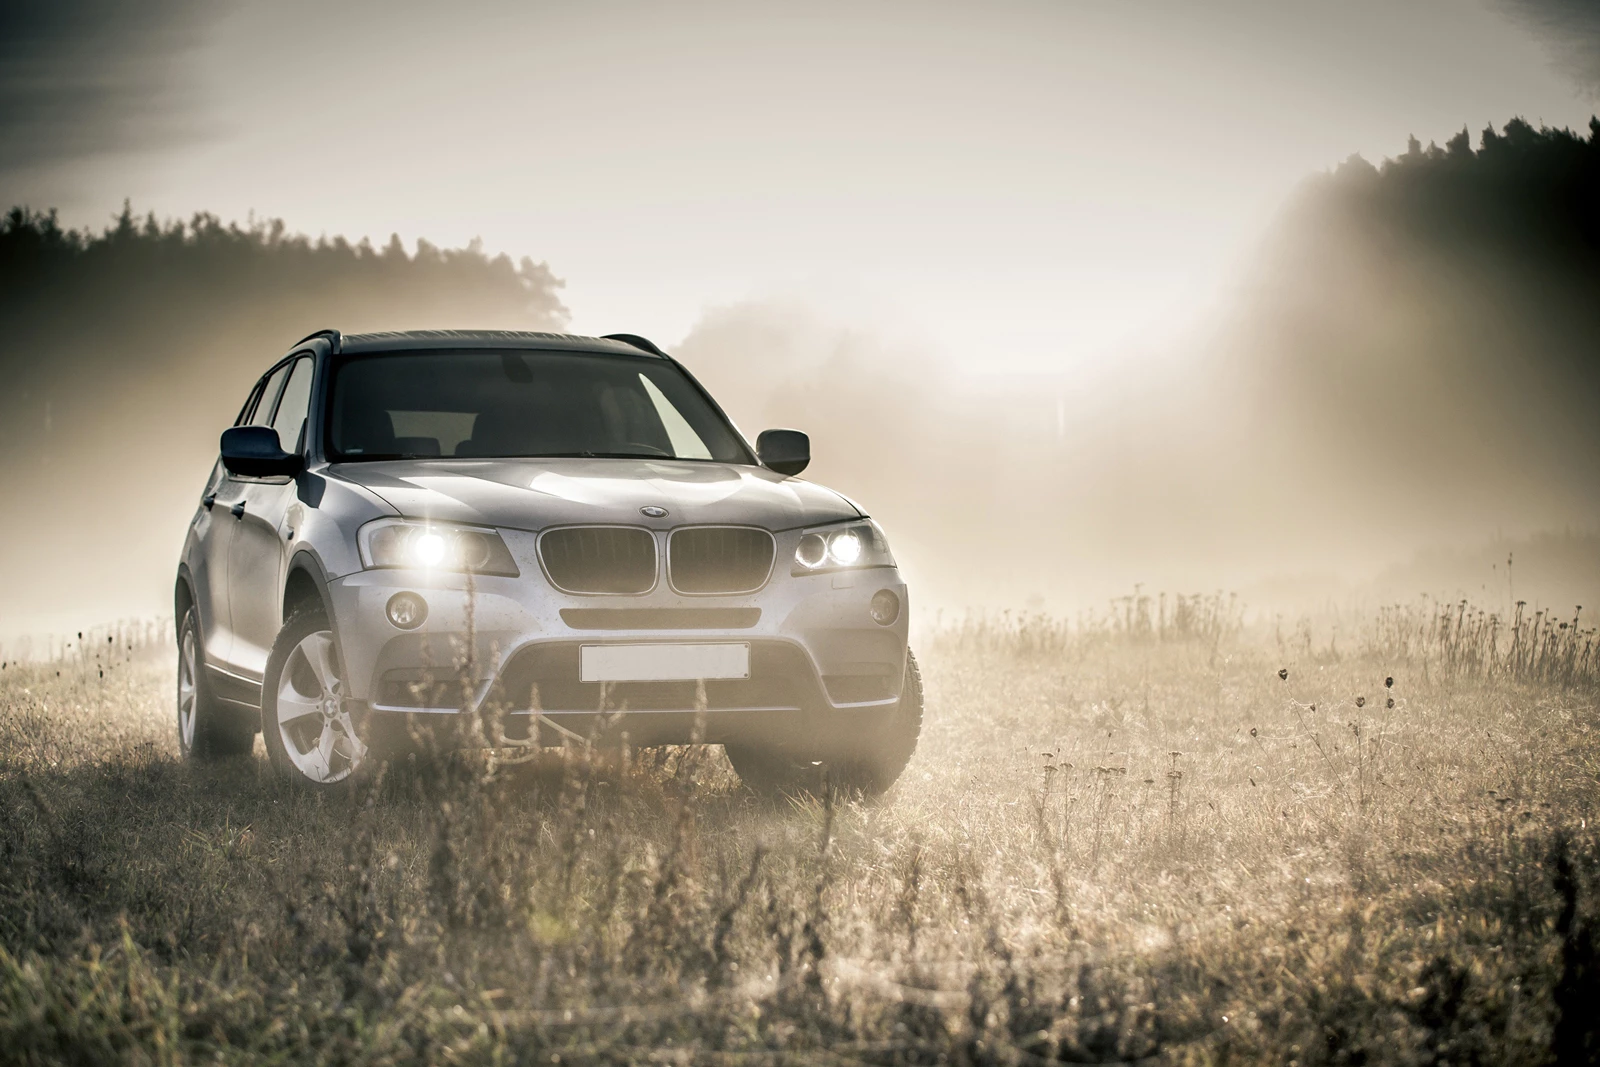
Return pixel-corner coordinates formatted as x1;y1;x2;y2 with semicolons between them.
640;505;668;518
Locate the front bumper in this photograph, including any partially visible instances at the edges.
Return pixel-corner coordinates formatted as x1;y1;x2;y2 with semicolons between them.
324;528;908;744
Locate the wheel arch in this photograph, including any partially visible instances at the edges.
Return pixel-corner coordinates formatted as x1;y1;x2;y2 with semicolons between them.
283;550;334;623
174;566;197;631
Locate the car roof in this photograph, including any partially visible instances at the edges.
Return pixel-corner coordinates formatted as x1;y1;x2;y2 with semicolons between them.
335;330;665;357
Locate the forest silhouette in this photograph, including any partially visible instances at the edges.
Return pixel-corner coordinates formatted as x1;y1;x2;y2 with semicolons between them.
1212;117;1600;568
0;207;566;633
1;116;1597;631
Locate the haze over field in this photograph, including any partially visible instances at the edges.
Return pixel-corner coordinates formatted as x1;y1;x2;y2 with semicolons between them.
3;0;1600;637
8;6;1600;1064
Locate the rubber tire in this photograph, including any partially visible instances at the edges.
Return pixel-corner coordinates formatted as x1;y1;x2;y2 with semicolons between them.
726;648;924;799
261;605;367;790
177;607;256;759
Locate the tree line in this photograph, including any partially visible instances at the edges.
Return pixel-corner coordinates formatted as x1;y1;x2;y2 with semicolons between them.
0;204;568;627
1212;116;1600;557
1322;116;1600;263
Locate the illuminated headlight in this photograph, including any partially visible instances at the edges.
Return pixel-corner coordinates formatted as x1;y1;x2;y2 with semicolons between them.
792;519;895;575
357;518;520;576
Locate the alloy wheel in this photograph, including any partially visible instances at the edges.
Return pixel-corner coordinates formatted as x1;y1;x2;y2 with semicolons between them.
177;626;198;752
275;630;367;784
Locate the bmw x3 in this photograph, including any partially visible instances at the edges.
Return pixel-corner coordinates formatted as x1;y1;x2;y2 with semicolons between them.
174;330;921;793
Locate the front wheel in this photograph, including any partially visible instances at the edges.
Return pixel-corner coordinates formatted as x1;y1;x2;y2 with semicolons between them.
726;649;924;799
262;607;370;788
177;607;255;760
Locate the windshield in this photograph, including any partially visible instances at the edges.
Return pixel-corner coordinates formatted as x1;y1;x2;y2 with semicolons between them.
326;350;753;463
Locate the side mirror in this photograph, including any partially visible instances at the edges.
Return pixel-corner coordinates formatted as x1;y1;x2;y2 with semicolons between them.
757;428;810;476
221;425;303;478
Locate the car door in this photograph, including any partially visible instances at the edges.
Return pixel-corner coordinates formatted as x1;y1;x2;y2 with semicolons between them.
227;354;315;679
193;371;282;673
191;458;240;667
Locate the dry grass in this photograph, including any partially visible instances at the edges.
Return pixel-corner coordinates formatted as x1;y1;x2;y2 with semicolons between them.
1;605;1597;1065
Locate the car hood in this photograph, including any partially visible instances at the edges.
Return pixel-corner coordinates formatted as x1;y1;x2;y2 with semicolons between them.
326;457;862;532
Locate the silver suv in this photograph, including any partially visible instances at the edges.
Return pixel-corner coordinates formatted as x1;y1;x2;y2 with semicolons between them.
175;330;920;793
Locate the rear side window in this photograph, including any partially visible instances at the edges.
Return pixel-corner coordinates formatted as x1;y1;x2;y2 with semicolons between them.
270;357;314;452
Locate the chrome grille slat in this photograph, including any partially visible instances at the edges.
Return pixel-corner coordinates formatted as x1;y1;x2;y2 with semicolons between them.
668;527;775;595
539;527;657;594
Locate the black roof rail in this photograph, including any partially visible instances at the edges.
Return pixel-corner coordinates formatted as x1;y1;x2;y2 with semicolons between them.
291;328;342;352
602;332;667;357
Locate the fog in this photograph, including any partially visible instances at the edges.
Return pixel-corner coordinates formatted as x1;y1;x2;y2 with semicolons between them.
677;120;1600;614
3;116;1598;645
0;211;566;638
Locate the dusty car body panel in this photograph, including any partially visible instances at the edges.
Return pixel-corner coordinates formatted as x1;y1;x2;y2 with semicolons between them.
330;457;860;540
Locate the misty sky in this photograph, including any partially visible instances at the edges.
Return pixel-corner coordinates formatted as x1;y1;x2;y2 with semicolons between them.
3;0;1597;374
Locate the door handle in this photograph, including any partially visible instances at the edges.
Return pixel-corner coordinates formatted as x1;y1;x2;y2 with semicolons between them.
202;492;216;509
230;501;246;519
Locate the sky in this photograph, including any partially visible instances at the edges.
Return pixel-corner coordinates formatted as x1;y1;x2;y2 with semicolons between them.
3;0;1597;375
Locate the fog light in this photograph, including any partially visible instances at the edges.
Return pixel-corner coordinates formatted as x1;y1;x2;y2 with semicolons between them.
869;589;900;625
386;591;428;630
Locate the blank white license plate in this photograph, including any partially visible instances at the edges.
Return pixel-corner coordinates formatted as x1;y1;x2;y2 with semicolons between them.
580;643;750;682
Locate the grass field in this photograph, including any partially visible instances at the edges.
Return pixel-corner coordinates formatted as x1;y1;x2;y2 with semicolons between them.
1;600;1597;1065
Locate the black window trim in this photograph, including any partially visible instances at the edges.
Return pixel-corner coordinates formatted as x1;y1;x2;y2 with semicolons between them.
244;360;292;429
224;351;317;485
235;379;266;427
265;353;316;452
235;350;314;428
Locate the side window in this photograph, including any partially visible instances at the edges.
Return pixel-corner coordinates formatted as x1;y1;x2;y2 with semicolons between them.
235;380;265;427
270;357;314;453
248;364;292;428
